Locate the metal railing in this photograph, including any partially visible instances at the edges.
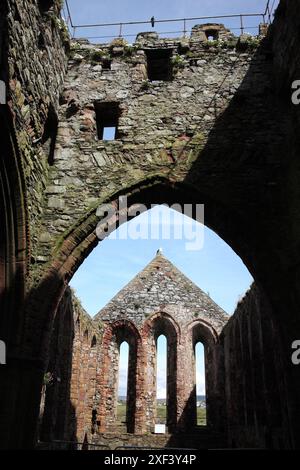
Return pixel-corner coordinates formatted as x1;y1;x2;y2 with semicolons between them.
62;0;278;43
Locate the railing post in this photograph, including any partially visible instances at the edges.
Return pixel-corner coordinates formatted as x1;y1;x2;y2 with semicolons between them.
268;7;272;23
183;18;187;37
119;23;123;38
240;14;244;35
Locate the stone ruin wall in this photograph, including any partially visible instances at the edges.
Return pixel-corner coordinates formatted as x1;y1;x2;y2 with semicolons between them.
93;254;228;437
39;287;102;444
36;24;271;274
220;284;292;449
4;0;69;271
34;19;290;447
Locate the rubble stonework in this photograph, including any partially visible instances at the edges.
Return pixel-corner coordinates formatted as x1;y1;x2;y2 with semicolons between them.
5;0;69;262
37;24;267;270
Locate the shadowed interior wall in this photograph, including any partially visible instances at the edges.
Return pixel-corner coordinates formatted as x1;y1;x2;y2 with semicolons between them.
220;284;291;449
39;287;102;444
0;0;69;449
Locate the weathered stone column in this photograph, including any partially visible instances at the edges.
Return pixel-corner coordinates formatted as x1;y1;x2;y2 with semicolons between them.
176;326;196;432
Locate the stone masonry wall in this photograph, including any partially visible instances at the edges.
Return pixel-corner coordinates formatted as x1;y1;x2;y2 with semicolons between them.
39;287;102;444
6;0;69;269
36;25;270;273
220;284;292;449
4;0;300;450
0;0;70;449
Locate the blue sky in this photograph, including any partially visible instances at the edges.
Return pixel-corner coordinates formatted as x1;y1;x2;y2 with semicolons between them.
63;0;279;42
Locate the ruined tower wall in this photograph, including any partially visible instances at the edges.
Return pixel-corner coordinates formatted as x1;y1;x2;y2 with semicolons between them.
3;0;300;450
6;0;69;264
220;284;291;449
36;31;270;267
0;0;70;449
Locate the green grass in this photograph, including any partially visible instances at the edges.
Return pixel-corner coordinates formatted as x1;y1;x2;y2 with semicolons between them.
117;404;127;424
117;403;207;426
197;407;207;426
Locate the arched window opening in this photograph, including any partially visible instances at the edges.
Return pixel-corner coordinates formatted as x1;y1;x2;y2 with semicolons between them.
117;341;129;431
71;205;253;318
195;342;206;426
149;315;177;434
100;323;139;434
91;335;97;348
155;335;167;432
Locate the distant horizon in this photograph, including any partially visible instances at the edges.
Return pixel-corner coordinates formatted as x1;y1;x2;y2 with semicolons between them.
118;395;206;401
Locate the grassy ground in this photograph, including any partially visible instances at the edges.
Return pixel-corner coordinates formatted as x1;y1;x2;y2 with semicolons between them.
197;407;207;426
117;404;206;426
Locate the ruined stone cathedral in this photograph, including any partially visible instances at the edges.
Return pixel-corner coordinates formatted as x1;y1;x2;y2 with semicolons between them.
1;0;300;450
40;251;229;449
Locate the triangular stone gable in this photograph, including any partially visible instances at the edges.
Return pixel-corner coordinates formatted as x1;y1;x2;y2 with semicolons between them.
95;252;229;332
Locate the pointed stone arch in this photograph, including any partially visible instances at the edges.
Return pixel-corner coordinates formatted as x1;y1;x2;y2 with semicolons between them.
24;176;255;363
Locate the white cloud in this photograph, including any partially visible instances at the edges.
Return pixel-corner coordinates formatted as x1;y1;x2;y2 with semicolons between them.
118;368;128;396
156;365;167;399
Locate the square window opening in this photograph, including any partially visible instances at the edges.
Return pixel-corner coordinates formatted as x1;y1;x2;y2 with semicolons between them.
205;30;219;41
94;102;120;141
145;49;173;82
